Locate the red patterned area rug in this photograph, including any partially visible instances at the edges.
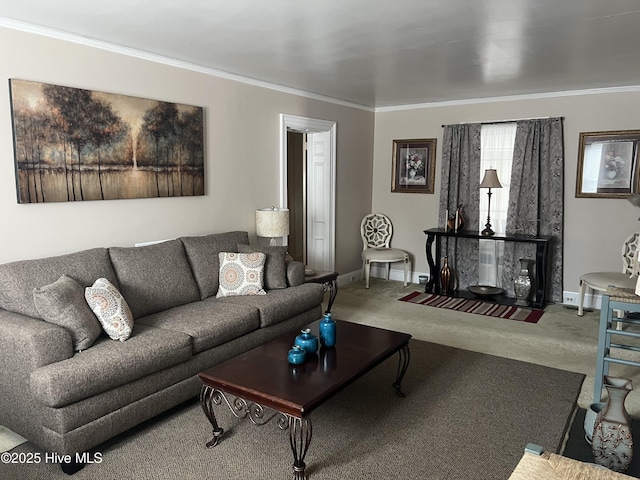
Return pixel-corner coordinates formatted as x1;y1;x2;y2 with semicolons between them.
399;291;544;323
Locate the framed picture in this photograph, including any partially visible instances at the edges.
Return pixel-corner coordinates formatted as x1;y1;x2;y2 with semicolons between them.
9;79;205;203
391;138;437;194
576;130;640;198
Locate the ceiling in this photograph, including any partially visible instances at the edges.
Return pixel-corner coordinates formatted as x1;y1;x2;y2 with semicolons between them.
2;0;640;108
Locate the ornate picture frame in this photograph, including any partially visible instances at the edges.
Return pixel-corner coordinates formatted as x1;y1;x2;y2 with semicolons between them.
391;138;437;194
576;130;640;198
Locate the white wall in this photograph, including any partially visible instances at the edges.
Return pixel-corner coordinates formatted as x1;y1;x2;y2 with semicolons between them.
0;27;374;274
373;90;640;298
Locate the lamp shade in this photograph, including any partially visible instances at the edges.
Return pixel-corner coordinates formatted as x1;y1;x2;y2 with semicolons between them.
256;207;290;238
479;169;503;189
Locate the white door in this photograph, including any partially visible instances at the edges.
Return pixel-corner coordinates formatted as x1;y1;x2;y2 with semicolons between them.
280;114;336;272
306;131;332;271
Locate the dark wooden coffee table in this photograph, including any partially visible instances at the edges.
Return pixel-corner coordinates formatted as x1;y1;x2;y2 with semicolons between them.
198;319;411;479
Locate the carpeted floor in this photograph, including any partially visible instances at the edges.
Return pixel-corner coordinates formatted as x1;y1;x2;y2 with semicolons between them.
1;339;583;480
3;277;638;478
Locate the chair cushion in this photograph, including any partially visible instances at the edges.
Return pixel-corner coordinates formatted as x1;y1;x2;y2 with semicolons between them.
33;275;102;352
109;240;200;318
30;324;193;408
85;278;134;342
237;244;288;290
216;252;267;297
180;231;250;299
362;247;408;262
581;272;636;291
136;298;260;354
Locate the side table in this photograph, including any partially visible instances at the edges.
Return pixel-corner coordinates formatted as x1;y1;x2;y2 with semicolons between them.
304;270;339;314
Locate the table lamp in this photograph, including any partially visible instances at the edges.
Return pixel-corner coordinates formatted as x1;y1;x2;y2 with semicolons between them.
479;169;502;236
256;207;289;246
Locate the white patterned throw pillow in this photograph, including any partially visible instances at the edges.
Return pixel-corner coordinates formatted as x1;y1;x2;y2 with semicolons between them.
85;278;134;341
216;252;267;298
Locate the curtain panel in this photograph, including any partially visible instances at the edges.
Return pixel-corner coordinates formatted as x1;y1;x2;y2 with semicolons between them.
438;124;481;290
502;118;564;302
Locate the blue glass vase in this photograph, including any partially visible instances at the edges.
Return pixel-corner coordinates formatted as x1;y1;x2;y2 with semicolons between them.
294;328;318;354
287;345;306;365
319;313;336;347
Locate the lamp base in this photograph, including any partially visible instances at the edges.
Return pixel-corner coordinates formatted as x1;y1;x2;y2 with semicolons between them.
481;226;495;236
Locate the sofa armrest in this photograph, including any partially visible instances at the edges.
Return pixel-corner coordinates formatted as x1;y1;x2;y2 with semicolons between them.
286;260;305;287
0;309;73;371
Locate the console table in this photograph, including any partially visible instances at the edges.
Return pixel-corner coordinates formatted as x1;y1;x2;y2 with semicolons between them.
423;228;552;309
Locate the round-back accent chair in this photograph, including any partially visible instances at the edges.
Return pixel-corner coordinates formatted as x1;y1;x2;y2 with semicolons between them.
360;213;411;289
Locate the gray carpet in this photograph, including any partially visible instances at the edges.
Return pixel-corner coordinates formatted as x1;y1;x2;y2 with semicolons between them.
1;339;584;480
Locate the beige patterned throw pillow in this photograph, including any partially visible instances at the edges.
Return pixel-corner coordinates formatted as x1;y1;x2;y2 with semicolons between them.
216;252;267;297
85;278;134;341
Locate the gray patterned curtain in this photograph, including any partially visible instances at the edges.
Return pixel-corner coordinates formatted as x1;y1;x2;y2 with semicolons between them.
502;118;564;302
438;124;481;290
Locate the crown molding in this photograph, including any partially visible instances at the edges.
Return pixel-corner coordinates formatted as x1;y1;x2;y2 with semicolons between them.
375;85;640;113
0;17;374;112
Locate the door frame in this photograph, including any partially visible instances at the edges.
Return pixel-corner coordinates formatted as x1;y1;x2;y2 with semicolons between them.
279;114;336;270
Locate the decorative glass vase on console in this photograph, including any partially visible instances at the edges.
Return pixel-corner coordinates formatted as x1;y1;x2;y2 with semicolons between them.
440;256;452;295
514;259;532;306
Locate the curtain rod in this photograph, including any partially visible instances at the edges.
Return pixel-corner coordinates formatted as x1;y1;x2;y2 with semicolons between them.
441;116;563;128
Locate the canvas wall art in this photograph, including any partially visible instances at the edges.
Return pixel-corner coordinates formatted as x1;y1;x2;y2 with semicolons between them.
9;79;205;203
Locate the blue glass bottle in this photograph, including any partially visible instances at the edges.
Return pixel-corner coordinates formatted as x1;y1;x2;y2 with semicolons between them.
319;313;336;347
294;328;318;354
287;345;306;365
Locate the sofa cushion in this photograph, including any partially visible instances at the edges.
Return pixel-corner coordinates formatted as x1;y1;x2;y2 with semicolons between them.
216;283;324;327
109;240;200;319
237;244;288;290
287;260;306;287
33;275;102;352
0;248;118;320
136;298;260;354
180;231;250;300
30;324;193;408
85;278;134;342
216;252;267;297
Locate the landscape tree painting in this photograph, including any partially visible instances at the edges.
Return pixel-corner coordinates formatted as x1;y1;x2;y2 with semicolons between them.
9;79;205;203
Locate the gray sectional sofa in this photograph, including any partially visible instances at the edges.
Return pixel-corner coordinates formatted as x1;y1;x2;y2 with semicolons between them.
0;231;324;466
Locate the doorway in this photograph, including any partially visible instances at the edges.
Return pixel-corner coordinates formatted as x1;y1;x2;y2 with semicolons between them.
280;114;336;271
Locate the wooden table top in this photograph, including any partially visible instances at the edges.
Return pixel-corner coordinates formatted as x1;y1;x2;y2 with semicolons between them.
198;319;411;417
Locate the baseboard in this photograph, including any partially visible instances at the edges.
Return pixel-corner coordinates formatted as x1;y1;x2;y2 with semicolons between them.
336;268;430;287
563;290;601;310
341;272;600;310
367;266;429;285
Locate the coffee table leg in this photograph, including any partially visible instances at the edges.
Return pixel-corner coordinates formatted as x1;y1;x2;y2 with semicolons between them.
392;344;410;397
288;416;312;480
200;386;225;448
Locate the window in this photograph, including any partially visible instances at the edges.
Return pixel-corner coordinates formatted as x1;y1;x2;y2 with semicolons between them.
478;123;517;286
